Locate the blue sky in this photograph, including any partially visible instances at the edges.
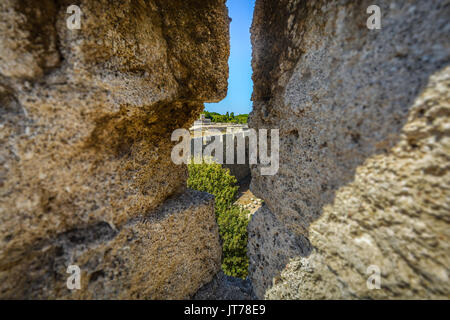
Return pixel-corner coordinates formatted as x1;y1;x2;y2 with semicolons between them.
205;0;255;115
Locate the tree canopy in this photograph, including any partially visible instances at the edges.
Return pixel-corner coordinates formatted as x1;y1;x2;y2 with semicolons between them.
203;110;248;124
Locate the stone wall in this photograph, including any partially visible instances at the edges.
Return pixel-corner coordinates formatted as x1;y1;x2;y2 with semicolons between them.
0;0;229;299
249;0;450;299
3;0;449;300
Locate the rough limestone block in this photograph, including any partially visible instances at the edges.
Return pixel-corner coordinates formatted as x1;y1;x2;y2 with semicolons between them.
249;0;449;299
247;205;311;299
0;190;221;299
0;0;229;298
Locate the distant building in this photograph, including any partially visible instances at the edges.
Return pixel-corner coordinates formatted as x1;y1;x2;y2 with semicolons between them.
193;114;212;127
190;114;249;137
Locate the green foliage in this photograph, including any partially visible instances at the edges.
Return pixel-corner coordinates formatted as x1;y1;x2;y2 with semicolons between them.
187;160;238;212
203;110;248;124
187;159;249;278
217;206;249;278
235;114;249;124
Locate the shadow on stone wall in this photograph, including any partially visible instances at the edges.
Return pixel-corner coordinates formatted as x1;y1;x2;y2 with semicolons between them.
248;0;450;299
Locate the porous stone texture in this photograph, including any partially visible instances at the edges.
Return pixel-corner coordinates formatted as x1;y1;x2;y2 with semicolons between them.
249;0;450;299
2;191;221;299
193;271;255;300
1;190;221;299
248;205;312;299
0;0;229;298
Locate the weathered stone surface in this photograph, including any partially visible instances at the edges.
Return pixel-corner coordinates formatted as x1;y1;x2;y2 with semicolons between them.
0;0;60;79
249;0;450;299
1;190;221;299
193;271;255;300
0;0;229;298
248;205;311;299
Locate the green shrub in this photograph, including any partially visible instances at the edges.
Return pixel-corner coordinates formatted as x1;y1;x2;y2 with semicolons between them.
187;159;249;278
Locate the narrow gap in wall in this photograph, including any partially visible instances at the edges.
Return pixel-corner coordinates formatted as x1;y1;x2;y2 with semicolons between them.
187;0;258;279
204;0;255;120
